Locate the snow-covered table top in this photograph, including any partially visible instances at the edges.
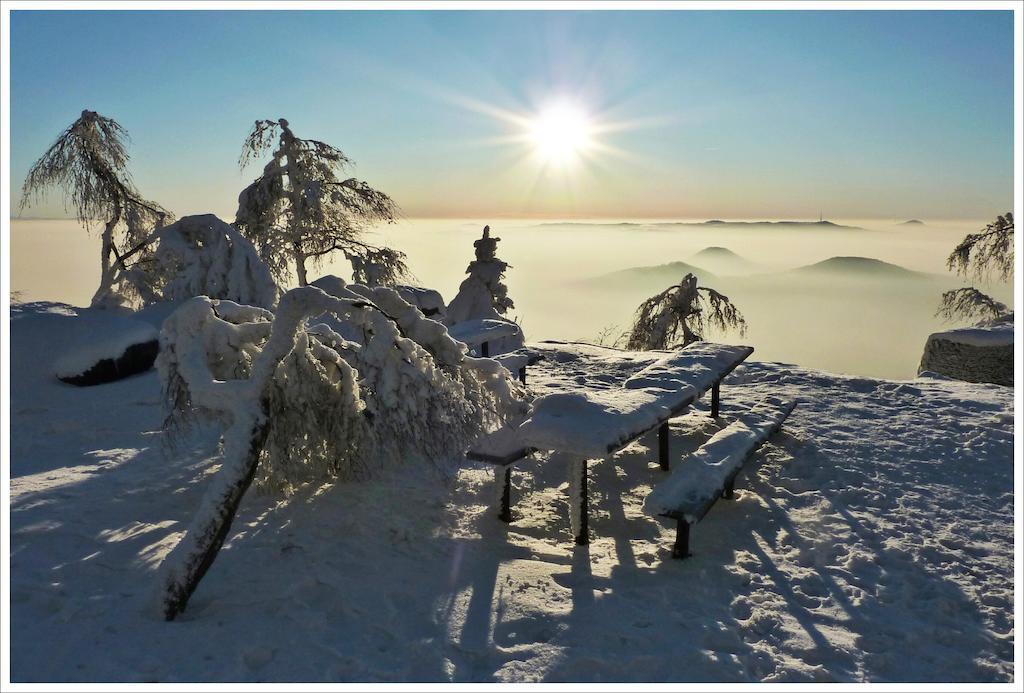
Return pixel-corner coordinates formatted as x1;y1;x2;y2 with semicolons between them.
470;342;753;462
491;348;544;375
447;318;521;346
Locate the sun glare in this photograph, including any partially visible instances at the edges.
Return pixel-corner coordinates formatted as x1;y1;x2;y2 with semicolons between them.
528;103;593;165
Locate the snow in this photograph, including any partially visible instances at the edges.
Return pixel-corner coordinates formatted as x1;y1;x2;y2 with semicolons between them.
8;317;1016;682
47;309;159;380
643;397;797;520
394;284;447;320
927;323;1014;348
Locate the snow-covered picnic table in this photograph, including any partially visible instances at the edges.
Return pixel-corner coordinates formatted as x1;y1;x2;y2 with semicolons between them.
447;317;522;357
469;341;755;543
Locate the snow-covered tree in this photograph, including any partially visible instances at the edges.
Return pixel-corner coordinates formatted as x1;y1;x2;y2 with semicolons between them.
625;273;746;350
447;225;515;323
938;213;1014;322
149;214;279;308
155;284;527;619
234;118;406;287
19;110;173;307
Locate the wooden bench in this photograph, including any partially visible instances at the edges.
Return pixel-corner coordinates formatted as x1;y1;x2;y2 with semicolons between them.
643;397;796;559
467;342;754;542
492;349;545;385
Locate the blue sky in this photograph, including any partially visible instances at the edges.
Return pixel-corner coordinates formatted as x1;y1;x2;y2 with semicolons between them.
9;9;1015;220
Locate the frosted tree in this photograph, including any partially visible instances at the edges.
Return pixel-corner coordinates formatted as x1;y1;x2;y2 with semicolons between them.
626;273;746;350
235;118;406;287
938;212;1013;323
447;225;516;323
19;110;173;307
154;283;527;619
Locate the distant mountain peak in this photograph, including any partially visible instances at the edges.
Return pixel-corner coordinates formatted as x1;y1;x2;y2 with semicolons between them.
693;246;740;256
795;256;920;277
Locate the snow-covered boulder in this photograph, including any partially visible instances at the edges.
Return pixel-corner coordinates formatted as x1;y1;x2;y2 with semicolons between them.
52;311;160;386
918;318;1013;387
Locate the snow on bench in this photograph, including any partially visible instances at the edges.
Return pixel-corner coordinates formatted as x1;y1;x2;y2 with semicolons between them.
643;396;796;559
491;348;545;385
467;342;754;540
447;317;522;357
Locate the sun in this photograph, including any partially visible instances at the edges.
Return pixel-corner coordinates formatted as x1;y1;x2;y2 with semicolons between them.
527;103;594;165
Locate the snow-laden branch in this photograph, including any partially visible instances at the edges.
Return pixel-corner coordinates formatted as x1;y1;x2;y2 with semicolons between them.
155;283;528;619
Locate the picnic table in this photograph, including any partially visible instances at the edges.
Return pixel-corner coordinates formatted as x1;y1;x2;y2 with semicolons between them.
468;341;754;545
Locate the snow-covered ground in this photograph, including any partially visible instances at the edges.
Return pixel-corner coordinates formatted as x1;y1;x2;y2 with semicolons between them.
8;304;1015;682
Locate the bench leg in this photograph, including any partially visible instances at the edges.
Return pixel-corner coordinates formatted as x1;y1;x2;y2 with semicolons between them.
518;367;527;385
498;466;513;523
721;478;735;499
570;458;589;545
658;422;670;471
481;340;490;357
711;380;721;418
672;518;691;559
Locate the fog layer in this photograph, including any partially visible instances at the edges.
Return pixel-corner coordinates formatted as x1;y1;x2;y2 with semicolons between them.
10;218;1013;379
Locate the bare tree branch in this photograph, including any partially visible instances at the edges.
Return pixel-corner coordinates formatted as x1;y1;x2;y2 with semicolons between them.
946;213;1014;282
937;287;1008;323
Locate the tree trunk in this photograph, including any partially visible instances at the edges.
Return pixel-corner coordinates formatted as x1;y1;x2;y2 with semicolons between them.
158;403;271;621
90;204;122;308
294;248;308;287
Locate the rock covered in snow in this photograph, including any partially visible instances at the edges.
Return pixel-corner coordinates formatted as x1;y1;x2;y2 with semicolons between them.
918;316;1013;387
51;311;160;386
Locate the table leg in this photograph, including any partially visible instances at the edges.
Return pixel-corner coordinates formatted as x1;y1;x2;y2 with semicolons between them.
672;518;691;559
499;466;513;522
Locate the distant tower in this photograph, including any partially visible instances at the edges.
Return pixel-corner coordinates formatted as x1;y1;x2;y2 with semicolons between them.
819;210;823;222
